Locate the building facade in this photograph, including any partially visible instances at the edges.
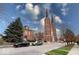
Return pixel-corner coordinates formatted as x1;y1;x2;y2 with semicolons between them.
51;17;58;42
44;9;57;42
23;26;34;41
44;9;52;42
23;9;57;42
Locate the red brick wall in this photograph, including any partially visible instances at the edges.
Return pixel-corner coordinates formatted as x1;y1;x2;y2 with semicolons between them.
23;29;34;41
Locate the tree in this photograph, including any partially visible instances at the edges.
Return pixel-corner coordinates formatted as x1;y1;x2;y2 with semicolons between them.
63;28;75;45
3;17;23;43
75;34;79;45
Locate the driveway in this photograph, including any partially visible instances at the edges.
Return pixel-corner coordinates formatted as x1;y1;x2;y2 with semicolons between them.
0;42;65;55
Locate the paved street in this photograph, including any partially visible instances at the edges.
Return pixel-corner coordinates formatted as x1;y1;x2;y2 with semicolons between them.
68;44;79;55
0;42;64;55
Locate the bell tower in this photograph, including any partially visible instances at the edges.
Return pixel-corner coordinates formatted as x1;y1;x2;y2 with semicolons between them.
51;17;58;42
44;9;52;42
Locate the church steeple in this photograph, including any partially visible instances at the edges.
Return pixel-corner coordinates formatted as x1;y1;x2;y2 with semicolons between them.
44;8;52;42
45;8;49;17
51;17;53;23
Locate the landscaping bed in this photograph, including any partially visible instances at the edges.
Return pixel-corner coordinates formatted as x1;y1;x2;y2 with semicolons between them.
45;44;74;55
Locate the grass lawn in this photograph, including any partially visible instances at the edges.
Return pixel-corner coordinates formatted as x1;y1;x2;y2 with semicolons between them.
45;44;74;55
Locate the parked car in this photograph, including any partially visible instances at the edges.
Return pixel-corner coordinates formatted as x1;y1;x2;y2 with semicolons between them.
32;41;43;46
76;42;79;46
13;41;30;48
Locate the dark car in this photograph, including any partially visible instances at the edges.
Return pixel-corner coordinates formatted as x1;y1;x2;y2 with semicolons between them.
13;41;30;48
77;42;79;46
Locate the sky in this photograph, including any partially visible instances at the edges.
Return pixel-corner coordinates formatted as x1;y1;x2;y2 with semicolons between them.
0;3;79;35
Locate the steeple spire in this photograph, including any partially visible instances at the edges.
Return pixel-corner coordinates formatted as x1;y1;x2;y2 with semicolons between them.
51;16;54;24
45;8;49;17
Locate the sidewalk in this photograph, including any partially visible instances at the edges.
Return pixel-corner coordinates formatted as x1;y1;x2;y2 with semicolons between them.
68;44;79;55
0;45;13;48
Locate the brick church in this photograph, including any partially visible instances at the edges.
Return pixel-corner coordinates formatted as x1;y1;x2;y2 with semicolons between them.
44;9;57;42
23;9;57;42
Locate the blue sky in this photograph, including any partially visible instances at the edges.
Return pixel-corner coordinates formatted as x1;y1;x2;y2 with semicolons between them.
0;3;79;35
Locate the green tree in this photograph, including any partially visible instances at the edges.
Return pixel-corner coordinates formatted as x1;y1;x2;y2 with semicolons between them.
3;17;23;43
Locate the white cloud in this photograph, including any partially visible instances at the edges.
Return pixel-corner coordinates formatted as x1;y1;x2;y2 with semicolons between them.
54;16;62;24
56;28;60;32
34;5;40;16
56;28;62;39
61;8;69;16
40;17;45;32
57;3;67;8
16;5;21;10
25;4;40;19
32;27;38;31
16;4;40;20
40;17;45;27
57;3;69;16
61;3;69;16
11;16;15;19
61;11;67;16
25;3;33;12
